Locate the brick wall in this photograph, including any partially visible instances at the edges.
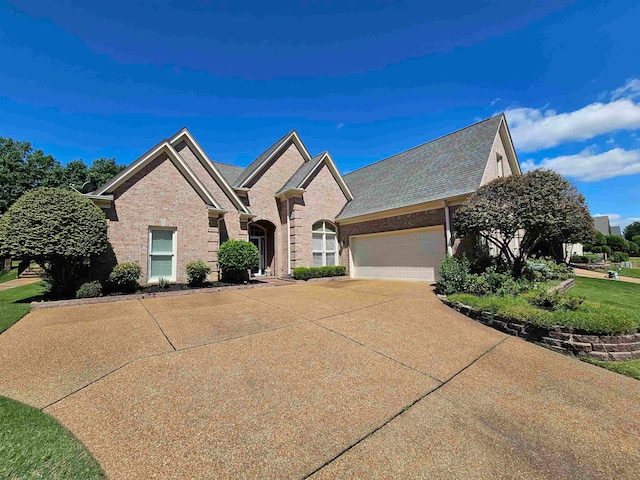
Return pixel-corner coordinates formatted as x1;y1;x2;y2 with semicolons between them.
245;142;306;277
480;129;513;185
104;153;216;283
338;208;446;274
290;164;349;270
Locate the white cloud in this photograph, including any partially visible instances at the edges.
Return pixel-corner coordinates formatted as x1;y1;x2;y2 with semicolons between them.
611;78;640;100
521;147;640;182
505;99;640;152
594;213;640;230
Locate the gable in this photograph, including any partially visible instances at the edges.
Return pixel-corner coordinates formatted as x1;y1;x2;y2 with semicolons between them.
234;131;311;188
169;128;251;215
94;140;224;213
480;118;521;185
245;141;306;190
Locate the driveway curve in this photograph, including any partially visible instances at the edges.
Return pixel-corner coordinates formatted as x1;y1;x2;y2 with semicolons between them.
0;280;638;479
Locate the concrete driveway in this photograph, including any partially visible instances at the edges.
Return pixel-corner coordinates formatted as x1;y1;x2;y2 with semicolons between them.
0;280;638;479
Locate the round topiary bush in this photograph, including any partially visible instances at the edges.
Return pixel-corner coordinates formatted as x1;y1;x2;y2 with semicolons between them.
108;262;142;293
217;240;260;283
185;260;211;286
76;280;103;298
0;187;108;297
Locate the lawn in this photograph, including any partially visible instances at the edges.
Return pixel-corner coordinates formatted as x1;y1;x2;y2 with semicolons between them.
582;358;640;380
0;266;18;283
0;396;104;479
0;282;45;334
570;276;640;315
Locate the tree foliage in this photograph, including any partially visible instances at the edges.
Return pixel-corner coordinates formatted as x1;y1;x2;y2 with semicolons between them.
0;136;125;213
0;187;108;296
217;240;260;283
454;169;595;276
624;221;640;242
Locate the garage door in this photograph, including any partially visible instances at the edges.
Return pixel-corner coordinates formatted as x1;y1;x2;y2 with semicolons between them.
351;226;446;282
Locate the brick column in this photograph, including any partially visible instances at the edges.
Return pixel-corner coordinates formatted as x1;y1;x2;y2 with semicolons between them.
289;197;304;270
207;216;220;280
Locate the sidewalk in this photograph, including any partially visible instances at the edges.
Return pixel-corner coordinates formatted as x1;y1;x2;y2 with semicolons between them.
574;268;640;285
0;277;40;291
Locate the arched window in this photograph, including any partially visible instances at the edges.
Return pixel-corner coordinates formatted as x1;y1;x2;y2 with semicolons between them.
312;221;338;267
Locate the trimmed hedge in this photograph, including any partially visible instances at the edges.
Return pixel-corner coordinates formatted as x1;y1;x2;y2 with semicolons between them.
108;262;141;293
185;259;211;286
75;280;102;299
293;266;346;280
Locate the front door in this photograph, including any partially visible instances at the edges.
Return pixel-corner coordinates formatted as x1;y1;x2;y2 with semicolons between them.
249;224;266;275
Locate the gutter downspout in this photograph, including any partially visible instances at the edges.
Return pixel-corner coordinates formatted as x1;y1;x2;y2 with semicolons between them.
287;198;291;277
443;200;453;256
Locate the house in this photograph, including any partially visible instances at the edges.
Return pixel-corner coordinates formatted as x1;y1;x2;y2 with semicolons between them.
593;215;621;236
87;113;521;283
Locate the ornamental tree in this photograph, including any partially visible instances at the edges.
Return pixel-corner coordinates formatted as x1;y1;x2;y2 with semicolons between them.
217;239;260;283
0;187;108;296
454;169;595;276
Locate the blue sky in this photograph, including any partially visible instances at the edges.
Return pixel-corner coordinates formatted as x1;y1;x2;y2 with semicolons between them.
1;0;638;229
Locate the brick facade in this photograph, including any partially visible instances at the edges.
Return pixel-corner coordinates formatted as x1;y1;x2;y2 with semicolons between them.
104;153;215;283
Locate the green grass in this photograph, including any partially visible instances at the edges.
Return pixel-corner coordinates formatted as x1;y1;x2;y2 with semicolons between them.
0;396;104;479
570;276;640;315
449;277;640;335
582;359;640;381
0;282;45;334
0;267;18;283
618;268;640;279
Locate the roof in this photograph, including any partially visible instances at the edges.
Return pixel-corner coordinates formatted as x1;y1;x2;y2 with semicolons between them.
610;225;621;236
337;114;505;220
212;161;245;185
593;216;611;235
232;130;296;187
276;153;326;195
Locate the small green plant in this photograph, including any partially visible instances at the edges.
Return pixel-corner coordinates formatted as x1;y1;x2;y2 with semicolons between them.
157;277;170;289
185;259;211;286
75;280;102;298
435;255;470;295
108;262;142;293
528;290;585;311
217;240;260;283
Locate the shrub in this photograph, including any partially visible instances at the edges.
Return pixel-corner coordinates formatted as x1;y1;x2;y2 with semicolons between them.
528;290;585;311
524;258;573;282
217;240;260;283
293;265;346;280
610;251;629;263
76;280;102;298
435;255;470;295
185;259;211;286
157;277;170;289
108;262;142;293
0;187;108;297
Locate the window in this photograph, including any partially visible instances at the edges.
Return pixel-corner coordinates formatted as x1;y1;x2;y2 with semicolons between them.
496;153;504;177
312;221;338;267
149;228;176;281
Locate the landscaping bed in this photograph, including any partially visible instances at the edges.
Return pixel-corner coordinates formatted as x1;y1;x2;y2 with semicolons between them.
436;257;640;362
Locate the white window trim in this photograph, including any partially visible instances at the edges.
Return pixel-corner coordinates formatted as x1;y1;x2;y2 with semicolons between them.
148;227;177;283
312;221;338;267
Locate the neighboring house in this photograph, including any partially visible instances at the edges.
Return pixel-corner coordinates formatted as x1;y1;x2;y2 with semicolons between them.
593;215;621;236
87;113;521;283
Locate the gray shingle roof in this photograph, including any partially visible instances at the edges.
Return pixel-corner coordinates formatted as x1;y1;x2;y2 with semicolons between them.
212;161;245;185
593;216;611;235
336;114;504;220
610;225;621;236
276;152;326;195
233;130;296;187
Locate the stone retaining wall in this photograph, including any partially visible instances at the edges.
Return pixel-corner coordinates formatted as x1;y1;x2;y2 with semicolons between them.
570;262;610;271
439;294;640;362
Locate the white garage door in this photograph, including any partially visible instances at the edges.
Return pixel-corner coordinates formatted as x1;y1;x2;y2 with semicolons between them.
351;226;446;282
